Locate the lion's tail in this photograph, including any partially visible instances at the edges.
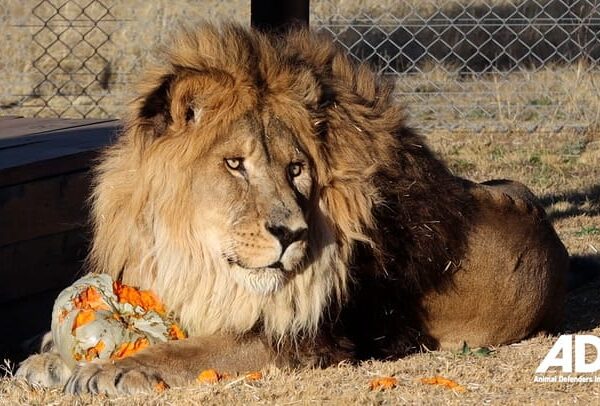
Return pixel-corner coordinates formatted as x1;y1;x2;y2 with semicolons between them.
568;255;600;291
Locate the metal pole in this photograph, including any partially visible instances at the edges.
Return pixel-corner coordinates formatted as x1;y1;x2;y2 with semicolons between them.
251;0;309;32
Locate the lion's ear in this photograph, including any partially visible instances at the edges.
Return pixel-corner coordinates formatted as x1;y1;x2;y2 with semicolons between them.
137;74;175;138
168;75;206;126
136;73;207;137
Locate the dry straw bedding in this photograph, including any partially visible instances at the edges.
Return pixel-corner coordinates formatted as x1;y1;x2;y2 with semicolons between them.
1;128;598;405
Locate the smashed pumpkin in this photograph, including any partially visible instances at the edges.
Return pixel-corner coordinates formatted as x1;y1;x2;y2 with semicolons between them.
51;273;186;368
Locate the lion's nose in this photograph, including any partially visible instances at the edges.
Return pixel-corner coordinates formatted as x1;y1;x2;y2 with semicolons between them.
266;225;308;252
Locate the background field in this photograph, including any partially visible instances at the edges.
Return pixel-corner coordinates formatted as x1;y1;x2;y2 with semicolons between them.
1;0;600;131
1;127;599;404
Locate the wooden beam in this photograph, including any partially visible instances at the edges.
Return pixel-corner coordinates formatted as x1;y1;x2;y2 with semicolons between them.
0;288;61;362
0;229;87;303
0;171;91;246
0;120;119;187
0;117;117;363
251;0;309;32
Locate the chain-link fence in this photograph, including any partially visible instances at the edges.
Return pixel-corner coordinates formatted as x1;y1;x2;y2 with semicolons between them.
313;0;600;132
20;1;116;117
2;0;600;132
1;1;121;118
0;0;248;119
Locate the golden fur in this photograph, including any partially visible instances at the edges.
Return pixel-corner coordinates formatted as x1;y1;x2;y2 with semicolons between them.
16;23;569;395
88;25;355;340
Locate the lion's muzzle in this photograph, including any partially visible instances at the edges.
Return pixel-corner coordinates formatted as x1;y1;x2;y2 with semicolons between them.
266;225;307;255
266;223;308;270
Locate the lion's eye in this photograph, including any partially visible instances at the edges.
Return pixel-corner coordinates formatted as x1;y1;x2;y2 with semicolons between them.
288;162;303;178
225;158;244;171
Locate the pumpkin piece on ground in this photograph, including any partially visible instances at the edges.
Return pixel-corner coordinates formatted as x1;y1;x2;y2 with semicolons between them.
369;376;398;390
420;376;467;393
154;380;169;393
197;369;221;384
245;371;263;381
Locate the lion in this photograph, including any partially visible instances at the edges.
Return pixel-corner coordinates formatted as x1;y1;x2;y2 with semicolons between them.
16;23;568;395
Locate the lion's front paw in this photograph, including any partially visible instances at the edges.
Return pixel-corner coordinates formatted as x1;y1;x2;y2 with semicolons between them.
65;359;168;395
15;352;72;388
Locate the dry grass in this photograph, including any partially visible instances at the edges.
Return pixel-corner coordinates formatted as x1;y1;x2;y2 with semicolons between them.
430;127;600;255
399;62;600;130
1;128;599;405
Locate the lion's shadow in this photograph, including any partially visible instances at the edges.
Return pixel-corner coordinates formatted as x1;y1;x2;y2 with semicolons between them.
540;184;600;221
562;269;600;333
537;184;600;332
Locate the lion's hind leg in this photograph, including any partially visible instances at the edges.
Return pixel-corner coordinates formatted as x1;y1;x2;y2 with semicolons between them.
15;332;72;388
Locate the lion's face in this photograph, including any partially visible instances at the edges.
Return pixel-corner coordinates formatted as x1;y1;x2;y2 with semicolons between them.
192;112;313;295
91;25;384;336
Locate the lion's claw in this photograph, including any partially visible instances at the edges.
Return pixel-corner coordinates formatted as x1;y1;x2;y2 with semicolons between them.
15;352;72;388
65;360;167;395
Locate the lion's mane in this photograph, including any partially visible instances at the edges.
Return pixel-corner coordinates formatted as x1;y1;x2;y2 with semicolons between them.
89;23;473;355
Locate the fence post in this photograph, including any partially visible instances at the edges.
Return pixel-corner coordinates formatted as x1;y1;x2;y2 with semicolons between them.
251;0;309;32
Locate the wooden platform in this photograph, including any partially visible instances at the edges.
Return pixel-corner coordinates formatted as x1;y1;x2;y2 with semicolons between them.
0;116;119;362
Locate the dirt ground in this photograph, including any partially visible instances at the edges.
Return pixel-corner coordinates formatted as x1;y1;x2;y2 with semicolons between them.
1;128;599;405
